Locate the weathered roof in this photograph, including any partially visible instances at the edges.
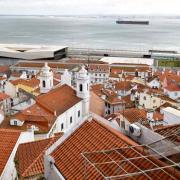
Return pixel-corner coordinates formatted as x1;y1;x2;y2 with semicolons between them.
0;92;10;101
0;129;21;175
50;119;178;179
36;84;82;116
15;134;63;178
50;119;138;179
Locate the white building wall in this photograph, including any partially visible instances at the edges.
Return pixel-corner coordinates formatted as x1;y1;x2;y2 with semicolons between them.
47;101;83;137
139;92;164;109
0;131;34;180
4;82;17;98
90;72;109;84
44;156;65;180
164;89;180;100
162;108;180;125
117;89;131;97
148;79;160;89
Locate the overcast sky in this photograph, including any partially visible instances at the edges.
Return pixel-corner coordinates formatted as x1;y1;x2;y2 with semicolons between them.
0;0;180;15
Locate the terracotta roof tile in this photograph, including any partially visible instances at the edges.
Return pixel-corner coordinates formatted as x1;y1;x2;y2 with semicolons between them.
119;108;163;123
105;95;124;105
111;66;150;74
0;66;9;73
88;64;110;73
0;129;21;175
36;84;82;115
165;83;180;91
0;92;10;101
155;124;180;142
15;134;63;178
10;78;40;88
50;119;178;179
12;104;56;133
115;81;133;91
50;120;133;179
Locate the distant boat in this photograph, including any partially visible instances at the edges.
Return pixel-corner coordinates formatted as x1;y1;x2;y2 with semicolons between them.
116;20;149;25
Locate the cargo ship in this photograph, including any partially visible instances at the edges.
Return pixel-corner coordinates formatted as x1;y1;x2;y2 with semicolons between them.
116;20;149;25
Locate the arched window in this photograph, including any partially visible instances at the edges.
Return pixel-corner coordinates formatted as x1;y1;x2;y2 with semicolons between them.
79;84;83;92
43;80;46;88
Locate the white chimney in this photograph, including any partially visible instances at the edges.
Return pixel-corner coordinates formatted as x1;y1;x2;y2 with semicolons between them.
177;71;180;76
20;71;27;80
147;110;153;121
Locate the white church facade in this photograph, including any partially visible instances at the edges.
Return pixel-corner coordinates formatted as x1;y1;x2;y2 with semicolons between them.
10;63;90;139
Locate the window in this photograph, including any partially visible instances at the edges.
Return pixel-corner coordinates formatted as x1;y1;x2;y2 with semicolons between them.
143;96;146;100
70;116;72;124
14;121;17;126
99;74;101;77
61;123;64;131
104;74;106;77
153;100;156;104
78;110;81;117
79;84;83;92
42;80;46;88
87;84;89;91
121;121;125;129
95;74;97;76
108;110;110;114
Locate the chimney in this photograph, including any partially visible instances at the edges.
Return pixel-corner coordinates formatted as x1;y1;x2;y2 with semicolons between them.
177;71;180;76
147;110;153;121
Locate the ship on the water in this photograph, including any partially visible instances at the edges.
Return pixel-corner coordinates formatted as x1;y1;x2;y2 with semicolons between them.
116;20;149;25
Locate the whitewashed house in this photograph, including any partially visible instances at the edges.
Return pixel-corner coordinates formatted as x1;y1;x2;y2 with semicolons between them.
88;64;110;84
147;76;160;89
139;91;165;110
0;129;34;180
164;83;180;100
161;107;180;125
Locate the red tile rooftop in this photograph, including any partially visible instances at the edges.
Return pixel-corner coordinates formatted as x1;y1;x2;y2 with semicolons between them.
10;78;40;88
119;108;163;124
115;81;133;91
165;83;180;92
88;64;110;72
15;134;63;178
0;65;9;73
157;71;180;84
50;119;138;180
49;119;180;179
36;84;82;116
0;92;10;101
155;124;180;140
111;66;150;74
0;129;21;175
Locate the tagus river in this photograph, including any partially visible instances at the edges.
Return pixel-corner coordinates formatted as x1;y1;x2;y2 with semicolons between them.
0;16;180;51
